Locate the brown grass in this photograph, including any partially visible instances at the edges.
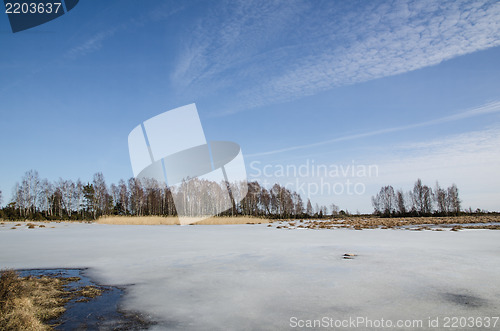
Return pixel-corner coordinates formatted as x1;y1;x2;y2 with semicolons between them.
0;270;107;330
96;216;179;225
272;215;500;230
0;270;69;330
96;215;270;225
196;216;270;225
75;286;103;303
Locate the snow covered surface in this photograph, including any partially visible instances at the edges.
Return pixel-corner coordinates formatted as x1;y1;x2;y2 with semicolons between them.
1;223;499;330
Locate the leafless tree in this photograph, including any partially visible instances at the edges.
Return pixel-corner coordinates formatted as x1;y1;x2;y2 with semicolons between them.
73;180;84;216
26;170;40;215
434;182;448;214
118;179;130;214
320;205;328;217
395;189;407;216
14;170;41;216
270;184;280;216
422;185;433;214
56;178;75;217
314;203;320;216
13;170;473;221
128;177;144;216
38;179;53;217
330;203;339;216
240;181;259;216
411;179;433;215
260;187;271;216
372;185;396;216
93;172;109;216
110;183;120;211
12;170;38;217
293;192;303;217
372;179;459;217
306;199;313;216
371;194;381;215
143;178;163;215
13;182;23;215
447;184;461;215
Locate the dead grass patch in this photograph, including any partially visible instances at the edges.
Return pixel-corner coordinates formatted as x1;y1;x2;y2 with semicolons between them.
75;286;103;303
272;215;500;231
96;216;179;225
96;215;270;225
0;270;106;330
196;216;270;225
0;270;69;330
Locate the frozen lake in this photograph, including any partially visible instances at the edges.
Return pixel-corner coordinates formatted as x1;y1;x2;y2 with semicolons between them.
1;223;499;330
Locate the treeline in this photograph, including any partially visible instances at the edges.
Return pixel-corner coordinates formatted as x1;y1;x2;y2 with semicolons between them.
241;181;342;218
371;179;461;217
0;170;341;221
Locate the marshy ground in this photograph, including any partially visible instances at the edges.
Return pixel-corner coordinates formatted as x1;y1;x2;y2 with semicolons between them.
1;218;499;330
0;268;152;330
0;269;100;330
267;215;500;231
3;214;499;228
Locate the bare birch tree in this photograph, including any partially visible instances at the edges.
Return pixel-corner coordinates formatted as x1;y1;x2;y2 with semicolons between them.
395;189;407;216
306;199;313;216
411;179;433;215
434;182;448;214
372;185;396;216
330;203;339;216
447;184;461;215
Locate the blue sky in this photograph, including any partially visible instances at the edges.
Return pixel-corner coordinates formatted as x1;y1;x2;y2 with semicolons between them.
1;0;499;212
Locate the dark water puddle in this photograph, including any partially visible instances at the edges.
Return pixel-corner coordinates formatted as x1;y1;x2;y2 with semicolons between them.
18;268;154;330
443;292;487;308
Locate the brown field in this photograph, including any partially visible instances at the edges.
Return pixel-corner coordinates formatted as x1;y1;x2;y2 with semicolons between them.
96;215;271;225
0;270;106;330
271;215;500;230
0;270;70;330
2;215;499;229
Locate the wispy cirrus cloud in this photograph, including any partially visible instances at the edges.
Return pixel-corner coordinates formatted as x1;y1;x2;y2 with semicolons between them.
65;2;184;60
374;123;500;210
171;0;306;95
65;27;122;59
172;0;500;114
246;100;500;157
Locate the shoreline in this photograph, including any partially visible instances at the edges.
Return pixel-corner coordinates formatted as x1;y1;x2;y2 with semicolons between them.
0;268;153;330
2;215;500;229
1;222;499;329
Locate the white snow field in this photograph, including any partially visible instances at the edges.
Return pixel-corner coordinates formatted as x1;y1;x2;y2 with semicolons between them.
1;223;499;330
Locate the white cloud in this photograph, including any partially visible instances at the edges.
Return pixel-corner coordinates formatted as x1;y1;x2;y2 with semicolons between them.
172;0;500;114
246;100;500;157
171;0;306;96
246;124;500;212
65;28;121;59
372;125;500;211
65;2;183;60
244;101;500;212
